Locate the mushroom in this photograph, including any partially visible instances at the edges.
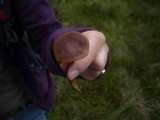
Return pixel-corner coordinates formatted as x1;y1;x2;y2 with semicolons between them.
53;31;89;93
53;31;89;64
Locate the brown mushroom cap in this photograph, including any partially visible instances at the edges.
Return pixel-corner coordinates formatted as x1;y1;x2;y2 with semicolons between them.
53;31;89;64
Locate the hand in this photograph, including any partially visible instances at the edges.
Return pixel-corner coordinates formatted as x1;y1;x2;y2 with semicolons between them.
60;30;109;80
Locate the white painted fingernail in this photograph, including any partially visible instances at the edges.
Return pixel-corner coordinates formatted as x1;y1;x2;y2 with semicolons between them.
68;70;79;80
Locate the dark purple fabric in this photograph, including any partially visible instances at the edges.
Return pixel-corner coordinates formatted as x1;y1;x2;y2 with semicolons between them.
0;9;8;22
0;0;90;111
14;0;91;73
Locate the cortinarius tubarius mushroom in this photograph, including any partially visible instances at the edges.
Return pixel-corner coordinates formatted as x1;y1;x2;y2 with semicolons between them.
53;31;89;93
53;31;89;64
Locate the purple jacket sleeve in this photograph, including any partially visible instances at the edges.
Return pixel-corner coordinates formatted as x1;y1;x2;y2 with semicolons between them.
15;0;91;75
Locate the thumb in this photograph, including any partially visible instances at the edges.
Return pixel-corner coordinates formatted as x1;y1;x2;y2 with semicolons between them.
67;55;93;80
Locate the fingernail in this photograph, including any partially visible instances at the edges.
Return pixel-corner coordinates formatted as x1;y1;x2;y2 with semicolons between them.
68;70;79;80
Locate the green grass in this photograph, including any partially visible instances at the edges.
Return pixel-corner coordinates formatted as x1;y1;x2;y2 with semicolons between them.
49;0;160;120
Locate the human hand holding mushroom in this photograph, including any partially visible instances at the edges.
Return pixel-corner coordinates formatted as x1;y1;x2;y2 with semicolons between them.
53;30;109;83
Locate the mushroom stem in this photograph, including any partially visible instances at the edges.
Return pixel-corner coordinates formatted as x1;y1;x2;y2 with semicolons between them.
70;80;81;93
